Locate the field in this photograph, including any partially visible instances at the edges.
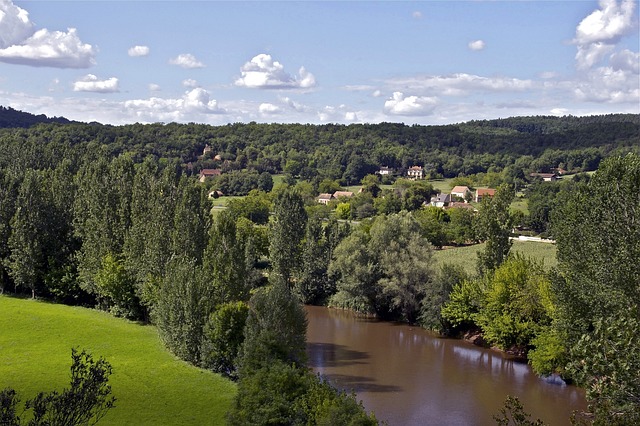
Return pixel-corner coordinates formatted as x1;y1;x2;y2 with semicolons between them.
432;240;557;275
0;296;236;425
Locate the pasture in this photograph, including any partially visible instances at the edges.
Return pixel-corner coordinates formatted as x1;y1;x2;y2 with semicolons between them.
0;296;236;425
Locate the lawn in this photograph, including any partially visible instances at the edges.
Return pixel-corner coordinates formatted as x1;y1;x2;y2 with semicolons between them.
432;240;557;276
0;296;236;425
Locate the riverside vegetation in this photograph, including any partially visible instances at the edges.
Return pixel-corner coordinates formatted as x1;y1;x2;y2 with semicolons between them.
0;107;638;425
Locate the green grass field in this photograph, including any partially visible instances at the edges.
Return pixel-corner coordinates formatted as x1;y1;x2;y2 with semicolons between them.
0;296;236;425
432;240;557;275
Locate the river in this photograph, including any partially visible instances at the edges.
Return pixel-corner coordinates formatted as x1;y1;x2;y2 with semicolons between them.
305;305;587;426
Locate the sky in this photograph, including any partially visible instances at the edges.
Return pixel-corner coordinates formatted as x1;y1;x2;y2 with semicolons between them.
0;0;638;126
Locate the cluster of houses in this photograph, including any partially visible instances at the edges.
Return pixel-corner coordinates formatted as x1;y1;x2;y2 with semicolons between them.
317;191;354;205
429;186;495;209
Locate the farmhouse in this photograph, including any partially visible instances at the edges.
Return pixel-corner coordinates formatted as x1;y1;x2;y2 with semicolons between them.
430;193;452;208
199;168;221;182
475;188;496;202
333;191;354;199
317;193;334;205
450;185;472;201
407;166;424;180
529;172;559;182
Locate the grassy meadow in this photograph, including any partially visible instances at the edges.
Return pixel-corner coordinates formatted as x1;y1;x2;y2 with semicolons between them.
0;296;236;425
433;240;557;275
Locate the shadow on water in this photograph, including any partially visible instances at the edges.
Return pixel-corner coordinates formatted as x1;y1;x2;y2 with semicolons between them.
320;373;403;393
306;342;369;368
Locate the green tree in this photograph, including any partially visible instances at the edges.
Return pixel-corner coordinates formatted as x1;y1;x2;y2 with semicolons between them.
7;170;49;298
268;189;307;285
201;301;249;379
474;255;553;352
238;278;308;375
154;256;214;365
550;154;640;423
94;253;140;319
204;211;250;304
0;349;115;426
475;184;513;276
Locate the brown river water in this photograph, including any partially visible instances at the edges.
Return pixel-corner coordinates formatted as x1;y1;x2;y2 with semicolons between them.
305;305;587;426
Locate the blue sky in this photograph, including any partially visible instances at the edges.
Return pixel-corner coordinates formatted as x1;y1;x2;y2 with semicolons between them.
0;0;638;125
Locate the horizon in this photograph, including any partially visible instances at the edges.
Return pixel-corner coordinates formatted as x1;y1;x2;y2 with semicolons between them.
0;1;638;126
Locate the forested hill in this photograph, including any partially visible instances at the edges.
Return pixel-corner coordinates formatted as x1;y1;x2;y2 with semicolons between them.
0;106;74;128
0;107;637;179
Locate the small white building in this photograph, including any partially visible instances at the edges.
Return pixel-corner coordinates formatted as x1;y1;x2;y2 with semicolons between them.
450;185;472;201
407;166;424;180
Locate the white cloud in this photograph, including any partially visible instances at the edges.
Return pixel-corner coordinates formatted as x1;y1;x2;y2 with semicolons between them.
259;103;282;115
345;111;358;122
73;74;119;93
0;0;34;48
0;27;96;68
235;54;316;89
124;88;224;122
372;89;383;97
169;53;205;69
149;83;161;92
0;1;95;68
412;11;423;20
183;79;199;88
386;73;534;96
128;45;149;57
574;0;637;69
468;40;485;51
384;92;438;116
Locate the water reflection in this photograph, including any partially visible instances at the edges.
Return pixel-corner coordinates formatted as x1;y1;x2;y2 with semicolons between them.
306;305;586;426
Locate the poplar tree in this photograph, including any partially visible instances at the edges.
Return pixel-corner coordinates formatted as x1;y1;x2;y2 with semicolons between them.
269;188;307;285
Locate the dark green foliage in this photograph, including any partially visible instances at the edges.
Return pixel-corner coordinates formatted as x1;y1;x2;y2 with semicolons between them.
94;253;140;319
475;184;513;275
269;189;308;284
420;263;469;332
239;279;308;374
228;360;378;426
493;396;545;426
201;301;249;379
7;170;50;298
296;215;332;305
0;388;20;426
474;255;553;351
204;211;251;304
330;212;434;322
566;307;640;425
0;349;115;426
225;190;271;225
154;256;214;365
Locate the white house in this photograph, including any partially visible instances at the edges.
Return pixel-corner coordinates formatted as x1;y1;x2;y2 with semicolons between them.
407;166;424;180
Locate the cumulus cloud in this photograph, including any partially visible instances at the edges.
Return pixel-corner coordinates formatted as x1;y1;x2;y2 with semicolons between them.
384;92;438;116
412;11;423;20
149;83;161;92
73;74;119;93
0;0;33;48
124;88;224;122
345;111;358;122
169;53;205;68
128;45;149;57
468;40;485;51
235;54;316;89
259;103;282;115
0;1;95;68
573;0;637;69
183;79;199;88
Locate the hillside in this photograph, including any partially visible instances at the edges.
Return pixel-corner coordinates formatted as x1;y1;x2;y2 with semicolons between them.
0;106;74;128
0;296;236;425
